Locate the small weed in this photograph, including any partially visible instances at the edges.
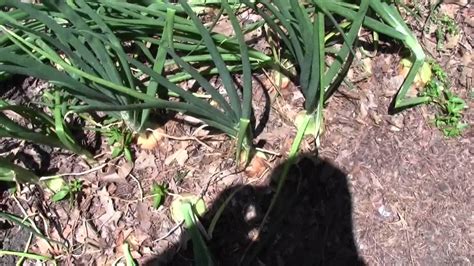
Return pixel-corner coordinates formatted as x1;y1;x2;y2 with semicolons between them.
104;126;133;162
150;182;168;209
52;179;83;203
421;62;467;137
432;14;459;50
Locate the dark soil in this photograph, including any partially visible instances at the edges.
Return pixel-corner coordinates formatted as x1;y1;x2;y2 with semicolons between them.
0;202;31;265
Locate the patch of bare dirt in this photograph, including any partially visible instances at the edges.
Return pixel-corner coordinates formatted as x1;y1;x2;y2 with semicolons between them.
319;1;473;262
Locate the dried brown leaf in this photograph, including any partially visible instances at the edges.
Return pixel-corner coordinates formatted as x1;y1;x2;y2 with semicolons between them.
245;153;269;179
97;187;123;228
165;148;189;166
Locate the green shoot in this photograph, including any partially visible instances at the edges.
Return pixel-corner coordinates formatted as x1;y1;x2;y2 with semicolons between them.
123;243;138;266
0;250;53;264
181;202;214;266
169;194;211;265
150;182;168;209
51;179;83;203
104;126;134;162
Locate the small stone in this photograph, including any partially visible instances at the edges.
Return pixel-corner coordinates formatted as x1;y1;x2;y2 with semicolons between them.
389;125;401;132
438;183;450;193
388;114;404;129
244;204;258;222
377;205;392;218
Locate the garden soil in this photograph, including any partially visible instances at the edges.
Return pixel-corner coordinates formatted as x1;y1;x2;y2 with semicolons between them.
0;1;472;265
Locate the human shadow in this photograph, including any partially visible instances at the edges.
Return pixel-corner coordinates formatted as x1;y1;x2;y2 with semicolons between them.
145;154;363;266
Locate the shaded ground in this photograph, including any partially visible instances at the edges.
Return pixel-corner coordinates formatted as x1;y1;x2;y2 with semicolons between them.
0;1;472;265
144;155;362;265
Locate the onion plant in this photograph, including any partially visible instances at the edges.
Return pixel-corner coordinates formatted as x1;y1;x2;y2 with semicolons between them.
0;0;257;162
242;0;369;137
0;98;91;183
0;158;39;183
0;98;91;158
239;0;427;259
239;0;369;232
242;0;428;142
70;0;271;79
324;0;429;109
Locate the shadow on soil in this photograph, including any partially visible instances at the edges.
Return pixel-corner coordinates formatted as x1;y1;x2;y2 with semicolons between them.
145;153;363;266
